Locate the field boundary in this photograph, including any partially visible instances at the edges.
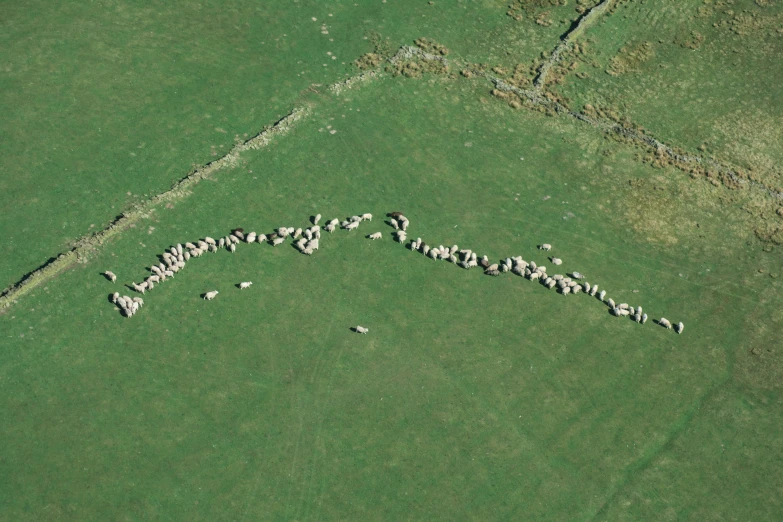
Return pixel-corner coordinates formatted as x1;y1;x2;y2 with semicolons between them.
0;107;310;311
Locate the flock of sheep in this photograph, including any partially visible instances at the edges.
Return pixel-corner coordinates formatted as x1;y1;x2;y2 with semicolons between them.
103;210;683;335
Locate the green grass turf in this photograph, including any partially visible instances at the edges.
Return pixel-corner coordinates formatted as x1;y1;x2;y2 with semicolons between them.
551;0;783;184
0;0;572;289
2;72;782;520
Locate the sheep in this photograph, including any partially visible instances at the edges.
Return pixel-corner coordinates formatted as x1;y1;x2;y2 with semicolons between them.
313;214;322;225
368;232;382;240
204;290;219;300
539;244;552;251
360;213;372;221
104;271;117;283
272;237;286;246
551;257;563;266
247;232;257;243
675;322;684;334
355;326;369;334
599;290;606;301
239;282;253;289
659;318;672;329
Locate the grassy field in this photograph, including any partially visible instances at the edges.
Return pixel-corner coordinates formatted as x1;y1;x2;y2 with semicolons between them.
2;1;783;520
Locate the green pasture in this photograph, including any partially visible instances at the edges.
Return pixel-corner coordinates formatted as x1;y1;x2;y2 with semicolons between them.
552;0;783;183
0;0;572;289
2;69;782;520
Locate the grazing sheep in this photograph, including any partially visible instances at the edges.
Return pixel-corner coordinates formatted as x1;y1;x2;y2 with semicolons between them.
675;322;684;334
313;214;322;225
239;282;253;289
361;213;372;221
104;271;117;283
204;290;219;300
247;232;257;243
368;232;382;240
642;313;648;324
272;237;286;246
551;257;563;266
355;326;369;334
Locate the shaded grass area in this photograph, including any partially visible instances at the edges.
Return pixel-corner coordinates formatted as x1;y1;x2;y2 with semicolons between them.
0;0;564;289
2;76;781;519
550;0;783;186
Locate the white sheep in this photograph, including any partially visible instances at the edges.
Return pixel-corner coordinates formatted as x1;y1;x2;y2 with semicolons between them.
239;282;253;289
204;290;219;300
